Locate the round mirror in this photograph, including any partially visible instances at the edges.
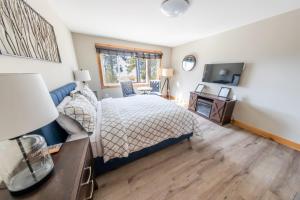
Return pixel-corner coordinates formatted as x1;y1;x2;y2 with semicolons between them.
182;55;196;71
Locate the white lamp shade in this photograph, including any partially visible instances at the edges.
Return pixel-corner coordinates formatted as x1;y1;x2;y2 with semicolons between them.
0;73;58;141
161;68;174;77
74;70;91;82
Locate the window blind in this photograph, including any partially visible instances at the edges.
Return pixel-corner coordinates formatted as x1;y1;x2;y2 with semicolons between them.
96;46;162;59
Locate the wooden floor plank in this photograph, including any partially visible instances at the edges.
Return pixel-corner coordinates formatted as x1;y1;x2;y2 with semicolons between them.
94;115;300;200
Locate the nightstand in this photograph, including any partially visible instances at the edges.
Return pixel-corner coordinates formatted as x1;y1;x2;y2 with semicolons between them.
0;138;98;200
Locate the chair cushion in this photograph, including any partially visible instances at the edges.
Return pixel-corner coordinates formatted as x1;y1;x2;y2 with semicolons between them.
150;80;161;93
121;81;136;97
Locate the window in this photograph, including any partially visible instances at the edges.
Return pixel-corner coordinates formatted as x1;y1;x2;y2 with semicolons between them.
97;44;162;87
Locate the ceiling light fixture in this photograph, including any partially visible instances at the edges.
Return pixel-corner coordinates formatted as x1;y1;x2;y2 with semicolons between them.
161;0;190;17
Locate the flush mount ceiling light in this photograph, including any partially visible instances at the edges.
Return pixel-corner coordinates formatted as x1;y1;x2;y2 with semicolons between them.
161;0;190;17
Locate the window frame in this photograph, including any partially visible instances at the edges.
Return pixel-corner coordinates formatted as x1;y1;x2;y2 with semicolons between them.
96;43;163;89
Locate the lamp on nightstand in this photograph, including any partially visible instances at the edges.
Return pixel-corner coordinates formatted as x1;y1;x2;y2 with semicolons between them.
74;69;91;85
0;73;58;193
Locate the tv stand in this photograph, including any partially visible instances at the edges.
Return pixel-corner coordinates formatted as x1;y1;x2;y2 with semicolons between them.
188;92;236;125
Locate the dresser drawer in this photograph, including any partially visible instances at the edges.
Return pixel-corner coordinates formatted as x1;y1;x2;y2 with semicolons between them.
77;142;95;200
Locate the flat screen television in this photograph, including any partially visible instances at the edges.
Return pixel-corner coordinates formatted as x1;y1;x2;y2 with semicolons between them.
202;63;245;86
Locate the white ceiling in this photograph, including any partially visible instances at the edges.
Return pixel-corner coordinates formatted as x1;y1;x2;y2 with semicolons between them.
49;0;300;47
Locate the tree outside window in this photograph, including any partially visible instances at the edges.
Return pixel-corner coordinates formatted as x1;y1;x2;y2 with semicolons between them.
100;53;161;87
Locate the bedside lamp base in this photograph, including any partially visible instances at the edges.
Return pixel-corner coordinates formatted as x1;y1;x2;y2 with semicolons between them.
0;135;54;194
8;163;53;195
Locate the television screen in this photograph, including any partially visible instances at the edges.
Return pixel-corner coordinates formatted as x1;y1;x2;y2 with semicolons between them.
202;63;245;86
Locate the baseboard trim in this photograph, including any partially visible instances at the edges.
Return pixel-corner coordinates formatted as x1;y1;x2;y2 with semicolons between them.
231;119;300;151
162;95;176;100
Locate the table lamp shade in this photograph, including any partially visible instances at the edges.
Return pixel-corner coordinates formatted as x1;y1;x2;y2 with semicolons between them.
74;70;91;82
161;68;174;77
0;73;58;141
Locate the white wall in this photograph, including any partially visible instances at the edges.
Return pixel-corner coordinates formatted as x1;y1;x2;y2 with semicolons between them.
0;0;78;90
72;33;172;98
171;9;300;143
0;0;78;183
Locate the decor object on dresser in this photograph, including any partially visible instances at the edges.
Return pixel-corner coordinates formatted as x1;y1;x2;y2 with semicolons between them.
0;73;58;193
188;92;236;125
120;81;136;97
0;0;61;62
74;69;91;84
0;138;98;200
150;80;162;96
161;68;174;99
182;55;196;71
218;87;231;98
195;83;205;93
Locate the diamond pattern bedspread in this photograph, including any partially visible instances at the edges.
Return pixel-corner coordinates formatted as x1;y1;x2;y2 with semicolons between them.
99;95;201;162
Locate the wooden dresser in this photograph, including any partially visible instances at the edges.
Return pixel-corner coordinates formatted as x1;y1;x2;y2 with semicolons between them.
0;138;98;200
189;92;236;125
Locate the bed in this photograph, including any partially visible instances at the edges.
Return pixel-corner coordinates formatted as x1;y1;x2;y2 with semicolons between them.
38;83;199;175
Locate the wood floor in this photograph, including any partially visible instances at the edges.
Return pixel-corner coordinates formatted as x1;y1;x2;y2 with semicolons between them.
94;116;300;200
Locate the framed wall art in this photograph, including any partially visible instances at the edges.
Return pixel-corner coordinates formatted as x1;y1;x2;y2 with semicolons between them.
0;0;61;62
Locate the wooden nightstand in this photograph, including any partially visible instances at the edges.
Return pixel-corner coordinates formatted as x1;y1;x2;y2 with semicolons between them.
0;138;98;200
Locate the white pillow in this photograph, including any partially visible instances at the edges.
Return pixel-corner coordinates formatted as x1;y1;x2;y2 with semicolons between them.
62;94;96;133
56;114;86;135
80;86;98;109
66;132;88;142
56;96;72;113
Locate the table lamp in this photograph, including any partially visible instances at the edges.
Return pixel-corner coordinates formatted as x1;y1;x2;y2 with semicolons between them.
74;69;91;84
0;73;58;193
161;68;174;99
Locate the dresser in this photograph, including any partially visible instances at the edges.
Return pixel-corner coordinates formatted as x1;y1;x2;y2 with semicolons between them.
189;92;236;125
0;138;98;200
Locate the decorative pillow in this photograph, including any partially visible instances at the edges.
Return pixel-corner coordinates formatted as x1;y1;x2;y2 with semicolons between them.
80;86;98;109
56;96;87;135
62;94;96;133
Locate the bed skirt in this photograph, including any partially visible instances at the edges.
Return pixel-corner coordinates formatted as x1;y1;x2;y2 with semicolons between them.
94;133;193;176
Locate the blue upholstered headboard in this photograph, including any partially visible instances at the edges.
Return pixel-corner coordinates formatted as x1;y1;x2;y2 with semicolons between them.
38;82;77;145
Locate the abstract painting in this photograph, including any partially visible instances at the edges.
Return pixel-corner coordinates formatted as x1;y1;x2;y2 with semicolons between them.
0;0;61;62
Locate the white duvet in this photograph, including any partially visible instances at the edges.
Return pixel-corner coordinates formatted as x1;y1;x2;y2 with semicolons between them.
90;95;201;162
